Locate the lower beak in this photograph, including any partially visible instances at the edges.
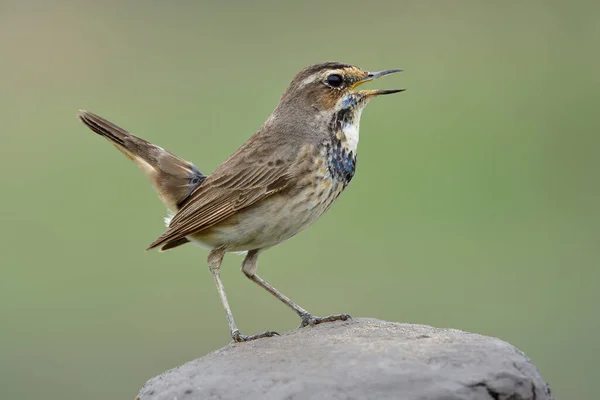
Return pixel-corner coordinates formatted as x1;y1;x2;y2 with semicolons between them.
354;68;405;98
359;88;406;98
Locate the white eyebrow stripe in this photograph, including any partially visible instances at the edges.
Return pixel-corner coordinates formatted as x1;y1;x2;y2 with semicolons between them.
297;74;320;89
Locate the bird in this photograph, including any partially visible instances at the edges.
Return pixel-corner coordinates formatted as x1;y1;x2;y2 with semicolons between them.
77;62;403;342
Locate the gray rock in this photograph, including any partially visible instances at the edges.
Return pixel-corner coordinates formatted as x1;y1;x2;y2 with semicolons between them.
137;318;554;400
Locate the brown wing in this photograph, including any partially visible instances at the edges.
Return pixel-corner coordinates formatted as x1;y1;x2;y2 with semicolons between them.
146;134;300;251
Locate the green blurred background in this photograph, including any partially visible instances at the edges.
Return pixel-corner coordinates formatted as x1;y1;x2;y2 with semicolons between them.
1;1;598;399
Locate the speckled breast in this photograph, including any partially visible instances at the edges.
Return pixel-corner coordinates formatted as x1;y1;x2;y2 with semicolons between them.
325;139;357;187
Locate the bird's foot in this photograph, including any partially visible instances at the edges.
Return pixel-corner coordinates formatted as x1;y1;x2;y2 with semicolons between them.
298;313;351;328
231;329;279;343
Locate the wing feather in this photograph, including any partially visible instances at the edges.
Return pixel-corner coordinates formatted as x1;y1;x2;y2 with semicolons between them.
147;136;301;250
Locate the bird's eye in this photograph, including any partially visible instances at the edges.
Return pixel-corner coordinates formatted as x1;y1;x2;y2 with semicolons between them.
326;74;343;88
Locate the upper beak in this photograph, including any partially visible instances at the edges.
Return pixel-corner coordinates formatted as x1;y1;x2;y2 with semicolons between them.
367;68;403;80
353;68;405;97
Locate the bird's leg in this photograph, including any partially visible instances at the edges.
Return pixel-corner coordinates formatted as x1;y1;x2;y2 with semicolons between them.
241;250;351;329
208;248;278;342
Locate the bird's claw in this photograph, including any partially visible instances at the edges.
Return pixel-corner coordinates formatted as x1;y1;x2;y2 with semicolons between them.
231;329;279;342
298;313;351;328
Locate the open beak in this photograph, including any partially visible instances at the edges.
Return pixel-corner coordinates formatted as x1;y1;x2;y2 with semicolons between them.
353;68;405;98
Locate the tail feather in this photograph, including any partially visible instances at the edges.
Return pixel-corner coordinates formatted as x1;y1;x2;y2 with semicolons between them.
77;110;206;250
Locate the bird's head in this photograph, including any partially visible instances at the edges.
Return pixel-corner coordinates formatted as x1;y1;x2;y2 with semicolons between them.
277;62;404;115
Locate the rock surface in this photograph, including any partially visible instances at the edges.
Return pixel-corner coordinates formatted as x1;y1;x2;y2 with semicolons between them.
137;318;554;400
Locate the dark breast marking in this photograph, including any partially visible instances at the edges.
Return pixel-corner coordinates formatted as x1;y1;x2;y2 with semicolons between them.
324;108;358;187
326;141;356;186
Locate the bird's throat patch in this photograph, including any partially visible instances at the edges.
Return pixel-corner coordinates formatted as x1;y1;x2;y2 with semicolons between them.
325;107;360;186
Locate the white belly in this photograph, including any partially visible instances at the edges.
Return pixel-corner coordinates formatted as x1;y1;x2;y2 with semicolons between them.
183;178;343;253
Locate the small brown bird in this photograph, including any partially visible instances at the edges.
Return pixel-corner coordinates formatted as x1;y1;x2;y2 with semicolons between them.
78;62;403;341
